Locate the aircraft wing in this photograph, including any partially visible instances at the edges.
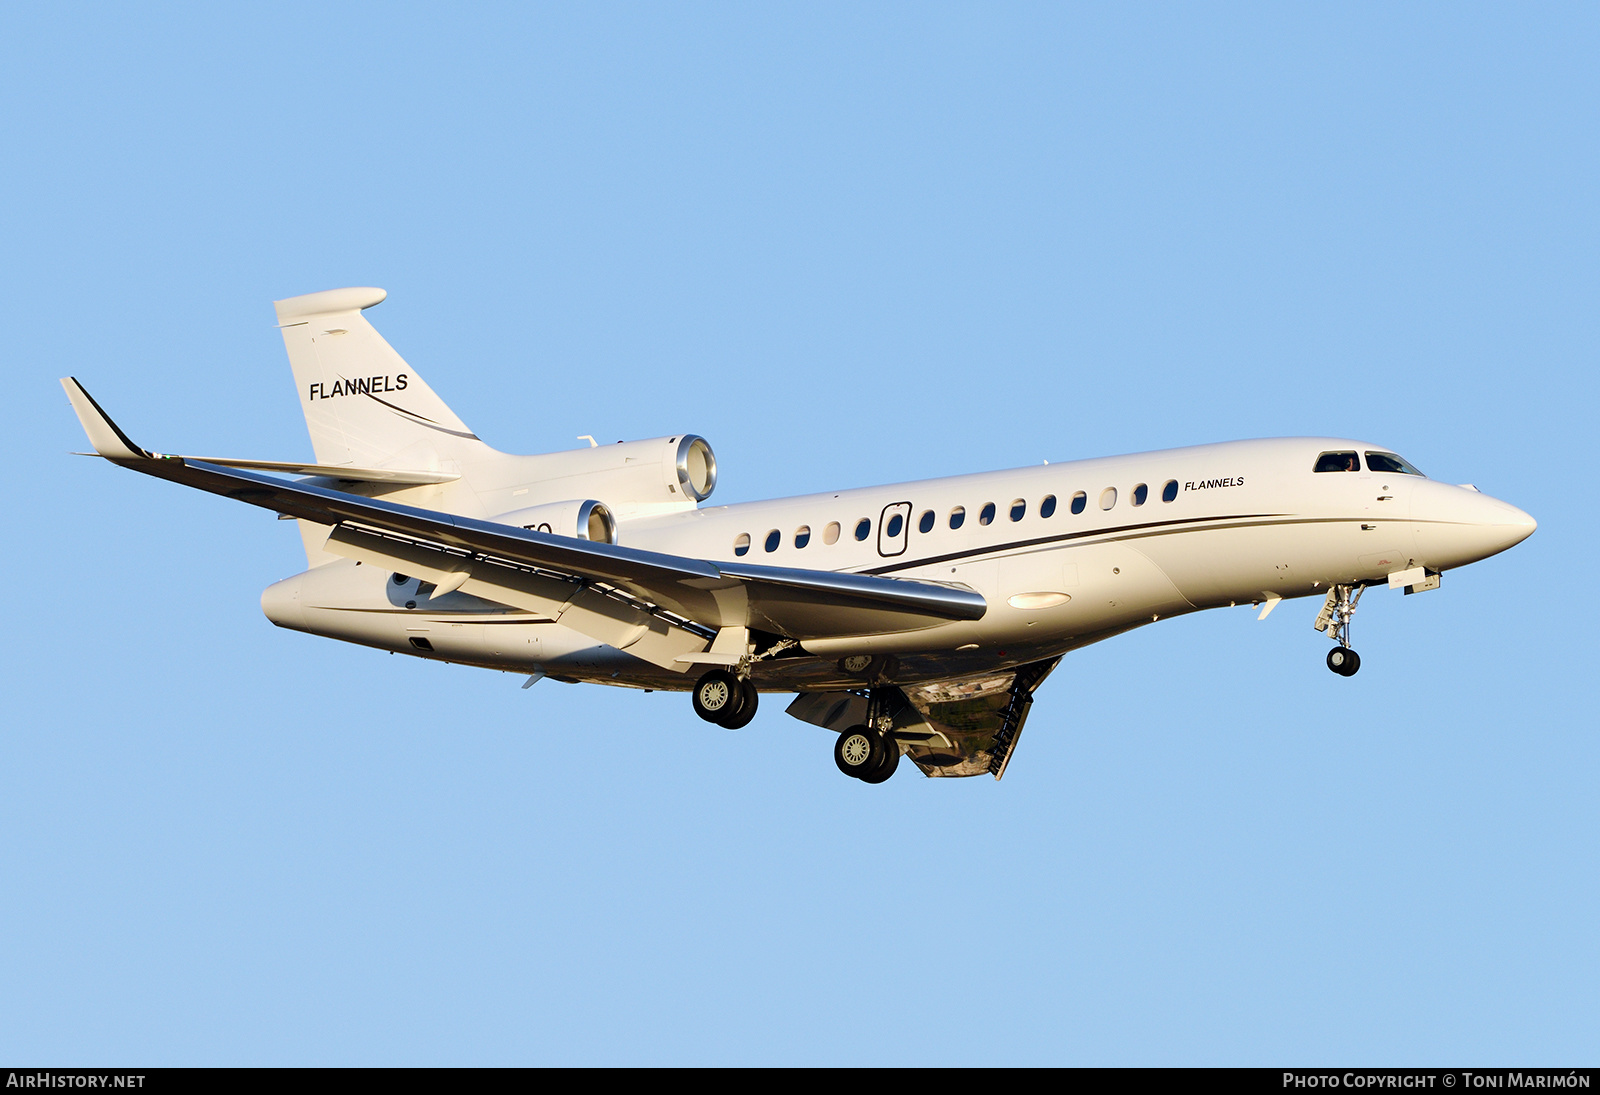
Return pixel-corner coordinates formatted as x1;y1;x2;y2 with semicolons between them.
62;379;986;667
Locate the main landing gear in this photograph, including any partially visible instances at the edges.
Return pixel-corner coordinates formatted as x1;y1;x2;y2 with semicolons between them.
832;690;902;784
1315;583;1364;677
692;668;758;729
692;666;906;784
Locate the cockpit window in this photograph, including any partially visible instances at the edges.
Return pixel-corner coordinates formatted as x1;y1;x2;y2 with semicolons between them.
1314;451;1360;473
1365;452;1425;477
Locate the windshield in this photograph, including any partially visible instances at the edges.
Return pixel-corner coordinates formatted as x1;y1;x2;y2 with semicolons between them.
1314;451;1360;473
1365;452;1425;477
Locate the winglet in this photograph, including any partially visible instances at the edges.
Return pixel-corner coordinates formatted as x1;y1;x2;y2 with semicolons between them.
59;378;151;461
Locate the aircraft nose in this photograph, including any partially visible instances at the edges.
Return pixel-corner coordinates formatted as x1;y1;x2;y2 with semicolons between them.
1499;500;1538;545
1414;484;1536;569
1469;491;1537;552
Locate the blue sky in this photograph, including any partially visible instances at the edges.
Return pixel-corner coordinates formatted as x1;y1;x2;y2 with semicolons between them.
1;3;1595;1064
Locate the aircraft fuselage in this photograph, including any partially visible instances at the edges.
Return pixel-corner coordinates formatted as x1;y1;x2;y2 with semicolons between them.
260;435;1534;691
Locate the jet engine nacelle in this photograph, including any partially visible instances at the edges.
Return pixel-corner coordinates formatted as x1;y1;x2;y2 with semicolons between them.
516;435;717;506
494;499;618;544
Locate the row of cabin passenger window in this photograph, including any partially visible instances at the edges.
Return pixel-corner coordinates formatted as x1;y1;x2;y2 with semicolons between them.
731;478;1182;556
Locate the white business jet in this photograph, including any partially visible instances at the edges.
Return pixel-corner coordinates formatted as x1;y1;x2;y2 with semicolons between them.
62;287;1536;784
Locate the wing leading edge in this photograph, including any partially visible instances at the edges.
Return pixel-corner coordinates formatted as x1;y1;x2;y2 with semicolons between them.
61;378;987;665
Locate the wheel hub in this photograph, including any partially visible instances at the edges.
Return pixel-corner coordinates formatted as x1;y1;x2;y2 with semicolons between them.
840;733;872;766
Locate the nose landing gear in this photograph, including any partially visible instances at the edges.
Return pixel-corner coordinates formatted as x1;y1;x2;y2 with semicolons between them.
1315;584;1364;676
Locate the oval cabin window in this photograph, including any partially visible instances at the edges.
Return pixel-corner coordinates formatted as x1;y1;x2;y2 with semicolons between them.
1041;495;1057;518
1070;492;1087;515
733;533;751;557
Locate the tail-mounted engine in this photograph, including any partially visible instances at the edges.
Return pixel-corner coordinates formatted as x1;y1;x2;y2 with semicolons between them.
494;499;617;544
540;434;714;502
481;435;717;536
672;435;717;502
503;434;715;509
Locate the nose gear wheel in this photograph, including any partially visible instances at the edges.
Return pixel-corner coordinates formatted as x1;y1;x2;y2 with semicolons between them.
1326;647;1361;676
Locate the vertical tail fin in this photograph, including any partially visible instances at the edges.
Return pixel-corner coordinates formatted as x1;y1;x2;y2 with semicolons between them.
274;287;489;468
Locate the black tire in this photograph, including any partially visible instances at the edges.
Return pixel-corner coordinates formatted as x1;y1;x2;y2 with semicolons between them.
718;679;759;730
692;669;744;723
834;725;885;779
860;737;901;783
1327;647;1361;676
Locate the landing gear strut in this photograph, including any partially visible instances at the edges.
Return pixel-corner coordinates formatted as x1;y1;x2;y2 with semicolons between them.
692;668;759;729
1315;584;1364;676
833;689;902;783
